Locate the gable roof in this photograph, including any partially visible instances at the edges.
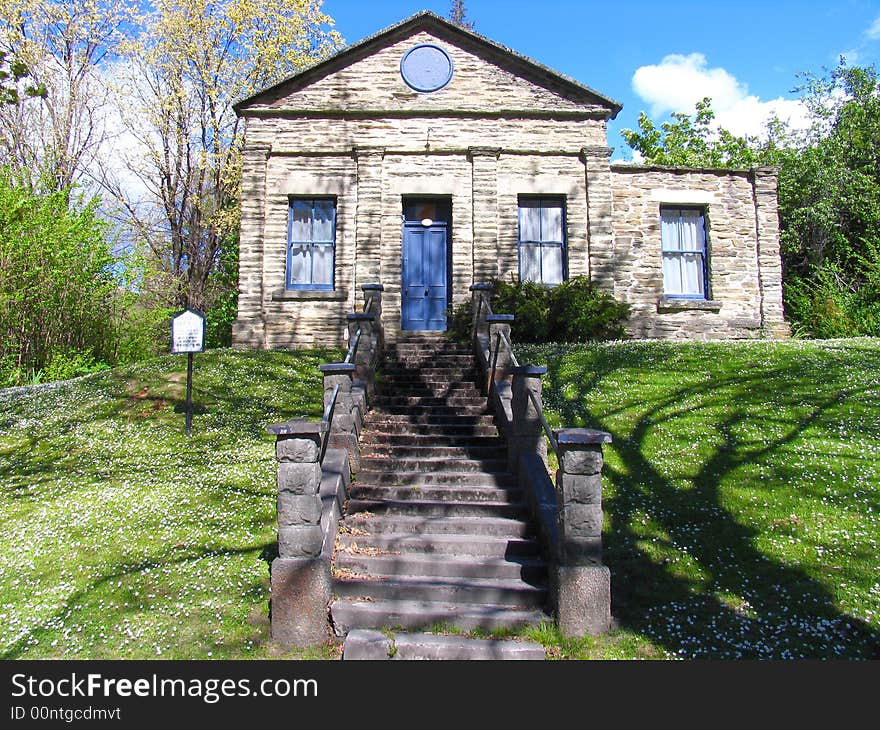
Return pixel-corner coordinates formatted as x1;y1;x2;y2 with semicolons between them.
234;10;622;118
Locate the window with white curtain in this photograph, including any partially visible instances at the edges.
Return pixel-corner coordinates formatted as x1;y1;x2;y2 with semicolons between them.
287;198;336;290
518;197;566;285
660;206;708;298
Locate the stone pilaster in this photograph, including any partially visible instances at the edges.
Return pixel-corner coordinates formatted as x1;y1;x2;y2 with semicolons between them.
232;141;270;348
354;146;386;289
265;419;332;647
509;366;548;474
346;313;377;390
752;167;790;337
469;147;501;281
485;313;514;393
319;362;358;466
581;146;614;293
552;427;613;636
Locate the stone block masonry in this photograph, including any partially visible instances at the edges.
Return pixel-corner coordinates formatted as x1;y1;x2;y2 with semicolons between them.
232;13;788;349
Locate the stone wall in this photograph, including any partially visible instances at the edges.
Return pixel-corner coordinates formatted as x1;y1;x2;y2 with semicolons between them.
249;30;613;118
232;24;788;349
609;164;788;339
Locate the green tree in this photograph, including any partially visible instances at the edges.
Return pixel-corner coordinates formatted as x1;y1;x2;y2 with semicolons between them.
779;63;880;336
0;49;45;104
621;97;778;168
105;0;342;320
0;0;133;192
0;168;117;384
449;0;474;30
622;64;880;338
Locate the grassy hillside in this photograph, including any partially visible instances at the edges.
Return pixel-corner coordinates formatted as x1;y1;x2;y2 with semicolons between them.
1;340;878;660
0;348;340;659
518;338;880;659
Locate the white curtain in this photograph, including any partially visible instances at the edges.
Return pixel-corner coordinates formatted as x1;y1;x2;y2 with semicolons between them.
519;199;564;284
520;243;541;281
542;245;563;284
519;201;541;242
312;244;334;286
288;244;308;285
661;209;705;296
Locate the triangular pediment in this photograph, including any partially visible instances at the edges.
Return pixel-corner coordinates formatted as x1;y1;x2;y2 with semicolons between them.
235;12;621;118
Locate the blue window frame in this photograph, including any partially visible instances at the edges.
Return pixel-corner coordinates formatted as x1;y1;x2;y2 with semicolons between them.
518;197;566;285
287;198;336;290
660;206;708;299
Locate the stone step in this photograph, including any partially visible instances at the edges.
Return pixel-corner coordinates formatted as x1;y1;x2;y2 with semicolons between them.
372;405;490;417
388;342;470;350
330;599;548;634
342;630;546;660
381;368;477;378
362;422;499;437
352;470;516;487
368;412;495;424
358;456;509;473
335;551;547;581
378;378;481;388
342;514;533;538
347;498;528;520
359;444;507;459
331;574;547;609
359;433;504;447
387;360;476;370
373;396;487;408
336;531;542;558
349;483;522;503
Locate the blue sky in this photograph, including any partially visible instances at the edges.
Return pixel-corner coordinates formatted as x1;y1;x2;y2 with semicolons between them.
319;0;880;158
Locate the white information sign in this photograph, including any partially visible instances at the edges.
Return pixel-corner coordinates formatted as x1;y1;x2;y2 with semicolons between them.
171;309;206;353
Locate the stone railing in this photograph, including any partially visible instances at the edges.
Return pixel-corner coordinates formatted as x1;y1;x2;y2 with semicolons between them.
470;283;612;636
266;284;384;647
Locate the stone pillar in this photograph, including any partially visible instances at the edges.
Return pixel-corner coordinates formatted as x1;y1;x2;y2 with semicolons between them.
232;141;270;348
509;365;548;474
485;314;514;394
353;146;385;289
469;147;501;281
319;362;358;467
469;282;494;343
266;419;331;646
752;167;790;337
362;283;384;319
346;313;377;388
581;146;614;294
361;283;385;374
552;427;613;637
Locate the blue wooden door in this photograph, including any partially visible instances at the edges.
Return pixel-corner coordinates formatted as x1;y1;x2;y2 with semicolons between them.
402;223;447;331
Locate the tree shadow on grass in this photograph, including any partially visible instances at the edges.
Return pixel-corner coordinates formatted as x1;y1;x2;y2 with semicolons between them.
539;343;880;659
0;541;275;660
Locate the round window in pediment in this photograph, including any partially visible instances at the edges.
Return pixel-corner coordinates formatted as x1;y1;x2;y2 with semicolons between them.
400;44;454;92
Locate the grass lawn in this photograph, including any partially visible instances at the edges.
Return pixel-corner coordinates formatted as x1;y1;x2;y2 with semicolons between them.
1;339;878;660
0;348;342;660
517;338;880;659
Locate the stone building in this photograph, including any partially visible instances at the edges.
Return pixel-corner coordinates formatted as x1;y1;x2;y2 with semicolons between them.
231;11;788;348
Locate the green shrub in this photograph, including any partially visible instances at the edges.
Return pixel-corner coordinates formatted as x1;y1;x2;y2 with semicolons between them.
547;277;630;341
42;351;110;381
445;297;473;342
445;276;630;343
783;263;880;338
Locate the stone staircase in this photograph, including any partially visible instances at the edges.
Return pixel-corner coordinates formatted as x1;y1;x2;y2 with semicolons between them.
330;334;551;635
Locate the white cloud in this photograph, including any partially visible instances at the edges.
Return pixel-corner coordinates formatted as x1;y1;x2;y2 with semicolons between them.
867;15;880;40
631;52;811;139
